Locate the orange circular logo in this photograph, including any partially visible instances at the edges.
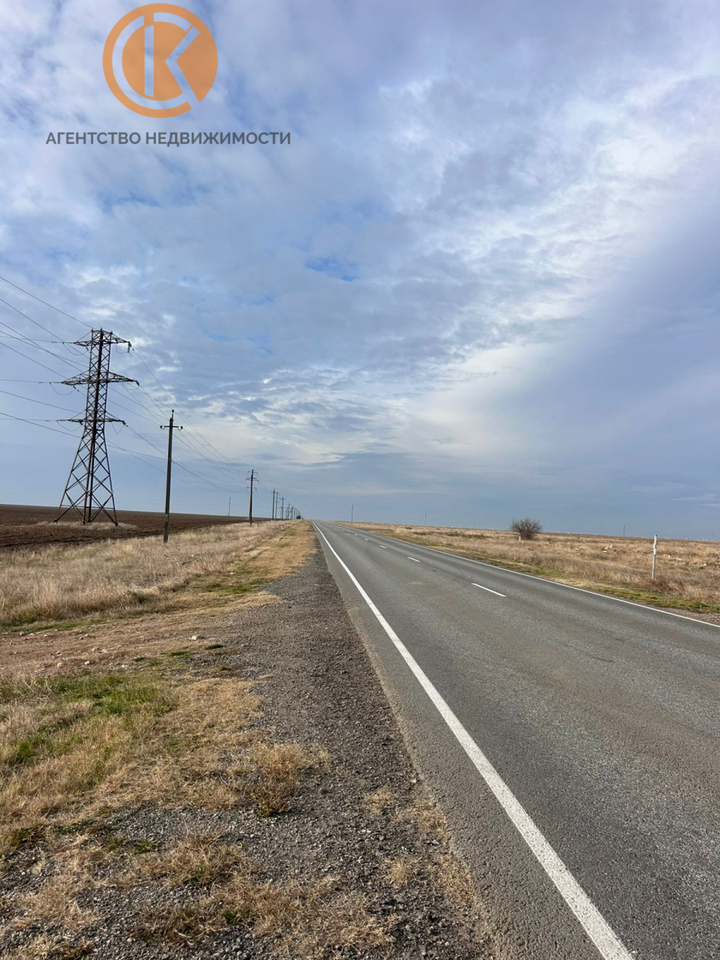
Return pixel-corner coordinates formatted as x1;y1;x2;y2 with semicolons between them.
103;4;217;118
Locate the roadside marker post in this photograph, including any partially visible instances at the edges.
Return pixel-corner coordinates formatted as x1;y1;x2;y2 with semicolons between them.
652;535;658;579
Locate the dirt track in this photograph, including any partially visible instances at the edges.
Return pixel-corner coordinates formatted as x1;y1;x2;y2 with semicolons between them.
0;504;257;552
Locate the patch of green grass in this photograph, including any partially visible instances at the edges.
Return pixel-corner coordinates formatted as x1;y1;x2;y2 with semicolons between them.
224;906;253;926
54;818;99;837
5;617;109;634
46;673;174;717
4;824;46;850
133;839;160;854
205;643;224;650
6;718;82;767
168;649;192;659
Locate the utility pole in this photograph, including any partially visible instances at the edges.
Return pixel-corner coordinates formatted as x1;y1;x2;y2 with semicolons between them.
247;469;258;525
280;495;285;520
271;489;276;520
228;497;232;516
161;410;182;543
56;328;136;525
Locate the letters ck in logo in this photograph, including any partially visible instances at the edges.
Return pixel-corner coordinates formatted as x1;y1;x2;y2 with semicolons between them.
104;4;217;117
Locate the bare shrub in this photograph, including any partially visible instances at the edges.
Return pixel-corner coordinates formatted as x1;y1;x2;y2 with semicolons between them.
510;518;543;540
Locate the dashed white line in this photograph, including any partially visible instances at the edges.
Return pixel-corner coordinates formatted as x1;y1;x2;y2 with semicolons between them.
407;557;420;563
315;525;633;960
472;582;506;598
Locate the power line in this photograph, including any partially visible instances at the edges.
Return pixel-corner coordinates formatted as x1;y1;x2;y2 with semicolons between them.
0;408;79;437
0;274;90;329
0;295;88;360
0;317;85;367
120;382;245;486
0;280;285;515
0;279;256;491
0;339;70;377
112;443;236;496
0;387;78;413
127;352;245;474
122;424;233;493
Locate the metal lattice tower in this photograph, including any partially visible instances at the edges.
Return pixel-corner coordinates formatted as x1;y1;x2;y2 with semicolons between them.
56;329;136;525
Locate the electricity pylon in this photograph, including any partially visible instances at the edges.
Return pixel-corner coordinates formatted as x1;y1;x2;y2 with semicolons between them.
56;328;136;525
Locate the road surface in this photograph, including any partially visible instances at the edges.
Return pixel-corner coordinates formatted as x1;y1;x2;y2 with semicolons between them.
314;521;719;960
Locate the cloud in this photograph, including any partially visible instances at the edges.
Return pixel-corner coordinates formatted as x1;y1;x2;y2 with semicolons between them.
0;0;718;534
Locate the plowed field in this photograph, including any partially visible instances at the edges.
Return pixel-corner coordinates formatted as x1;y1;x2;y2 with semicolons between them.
0;504;254;551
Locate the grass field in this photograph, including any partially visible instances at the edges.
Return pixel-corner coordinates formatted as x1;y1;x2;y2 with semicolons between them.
0;520;293;630
346;522;720;618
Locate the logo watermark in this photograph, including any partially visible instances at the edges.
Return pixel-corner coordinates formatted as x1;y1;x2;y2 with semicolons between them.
103;4;218;118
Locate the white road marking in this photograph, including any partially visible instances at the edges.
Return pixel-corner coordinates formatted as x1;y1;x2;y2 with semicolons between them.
380;545;386;549
473;582;506;598
407;557;420;563
315;525;633;960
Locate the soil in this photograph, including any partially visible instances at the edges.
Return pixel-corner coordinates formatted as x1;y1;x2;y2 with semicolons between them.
0;504;260;552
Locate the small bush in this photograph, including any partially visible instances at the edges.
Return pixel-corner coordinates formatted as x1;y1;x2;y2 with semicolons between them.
510;518;543;541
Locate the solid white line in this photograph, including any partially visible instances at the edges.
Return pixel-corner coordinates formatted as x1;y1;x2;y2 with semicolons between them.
351;528;720;632
315;525;633;960
407;556;420;563
473;582;506;598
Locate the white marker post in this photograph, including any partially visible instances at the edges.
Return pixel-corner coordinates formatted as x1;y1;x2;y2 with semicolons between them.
652;534;658;579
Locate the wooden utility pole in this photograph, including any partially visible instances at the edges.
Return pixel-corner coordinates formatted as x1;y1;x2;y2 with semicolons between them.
247;469;258;525
160;410;182;543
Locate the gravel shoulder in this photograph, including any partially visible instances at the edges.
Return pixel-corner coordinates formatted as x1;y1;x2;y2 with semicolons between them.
0;531;496;959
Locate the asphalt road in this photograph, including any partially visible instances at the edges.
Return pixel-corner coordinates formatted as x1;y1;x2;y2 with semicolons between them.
314;521;720;960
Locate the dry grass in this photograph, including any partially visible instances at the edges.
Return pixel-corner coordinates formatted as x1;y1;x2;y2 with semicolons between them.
0;522;320;861
1;934;93;960
349;522;720;616
364;785;397;817
0;665;325;859
130;830;249;887
436;854;476;907
135;867;394;956
403;796;448;841
0;520;304;629
0;661;332;952
239;741;330;816
385;854;421;888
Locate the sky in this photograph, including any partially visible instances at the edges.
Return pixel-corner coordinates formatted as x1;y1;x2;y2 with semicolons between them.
0;0;719;537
